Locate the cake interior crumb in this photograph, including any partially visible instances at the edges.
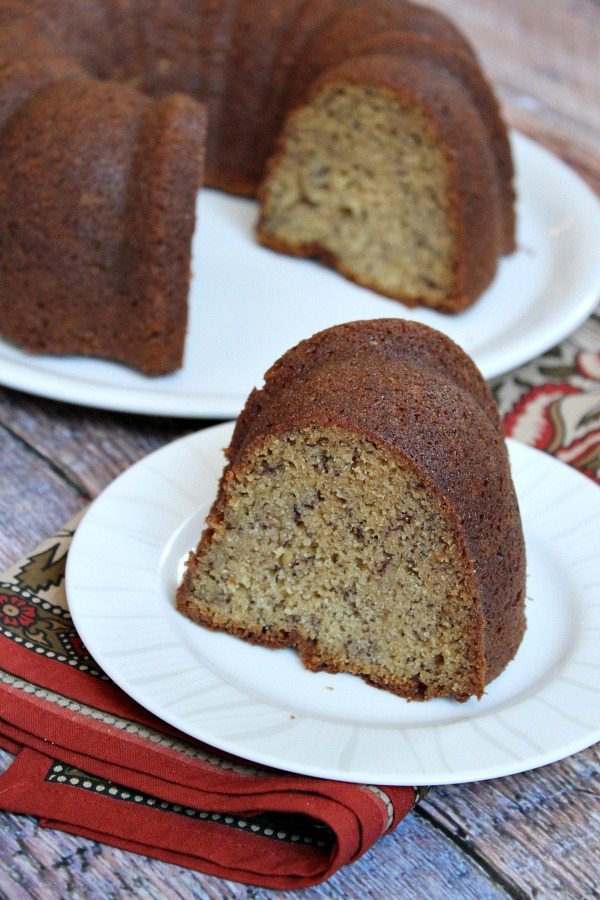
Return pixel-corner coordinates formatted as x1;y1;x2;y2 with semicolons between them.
179;427;484;701
259;83;456;305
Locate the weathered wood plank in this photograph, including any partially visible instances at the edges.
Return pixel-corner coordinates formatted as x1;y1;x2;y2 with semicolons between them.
0;386;200;500
425;0;600;172
3;731;597;899
421;745;600;900
1;374;598;897
1;0;598;895
0;399;516;899
0;424;84;570
0;791;513;900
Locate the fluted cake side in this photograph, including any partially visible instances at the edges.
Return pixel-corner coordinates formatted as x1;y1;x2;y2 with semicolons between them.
176;319;527;701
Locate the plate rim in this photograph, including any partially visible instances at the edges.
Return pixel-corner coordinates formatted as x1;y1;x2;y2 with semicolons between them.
67;422;600;785
1;130;600;418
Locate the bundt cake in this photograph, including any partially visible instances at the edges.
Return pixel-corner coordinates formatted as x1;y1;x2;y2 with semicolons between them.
0;1;514;374
176;319;526;702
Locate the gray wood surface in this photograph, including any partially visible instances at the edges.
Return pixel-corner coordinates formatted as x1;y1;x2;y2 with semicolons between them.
1;1;599;896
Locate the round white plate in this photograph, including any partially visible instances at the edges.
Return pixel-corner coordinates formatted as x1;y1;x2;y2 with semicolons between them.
1;132;600;418
67;422;600;785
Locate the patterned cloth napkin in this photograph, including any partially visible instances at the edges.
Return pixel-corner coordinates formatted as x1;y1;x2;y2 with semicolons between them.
0;528;416;890
493;311;600;481
0;310;598;888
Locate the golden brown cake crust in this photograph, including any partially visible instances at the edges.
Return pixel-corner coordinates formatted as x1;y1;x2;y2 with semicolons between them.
0;79;206;375
257;54;504;311
342;32;515;254
1;0;515;368
179;320;526;697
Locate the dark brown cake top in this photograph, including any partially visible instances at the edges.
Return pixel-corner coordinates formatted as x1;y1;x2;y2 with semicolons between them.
229;319;526;683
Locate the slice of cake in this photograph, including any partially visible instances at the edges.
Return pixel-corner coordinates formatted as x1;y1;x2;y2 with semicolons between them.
1;2;515;371
176;320;526;701
257;56;507;313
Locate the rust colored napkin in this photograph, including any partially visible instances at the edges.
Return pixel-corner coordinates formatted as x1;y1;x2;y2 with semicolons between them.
1;312;598;887
0;518;419;889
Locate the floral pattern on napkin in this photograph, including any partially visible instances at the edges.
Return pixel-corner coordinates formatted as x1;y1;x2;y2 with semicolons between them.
494;310;600;482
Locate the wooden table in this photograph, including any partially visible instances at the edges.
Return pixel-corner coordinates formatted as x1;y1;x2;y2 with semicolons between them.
1;2;598;896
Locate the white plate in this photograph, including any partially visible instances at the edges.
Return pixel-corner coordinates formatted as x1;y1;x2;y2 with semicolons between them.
2;132;600;418
67;422;600;785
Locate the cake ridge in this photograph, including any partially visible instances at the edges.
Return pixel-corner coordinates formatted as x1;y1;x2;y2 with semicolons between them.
176;319;526;701
0;0;515;372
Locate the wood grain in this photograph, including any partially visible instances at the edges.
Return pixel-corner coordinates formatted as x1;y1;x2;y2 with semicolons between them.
2;380;598;900
422;746;600;898
0;414;84;569
0;0;599;895
0;793;517;899
425;0;600;166
423;0;600;201
0;387;197;501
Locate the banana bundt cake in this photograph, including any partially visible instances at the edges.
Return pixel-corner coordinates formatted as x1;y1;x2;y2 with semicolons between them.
176;319;526;702
0;1;514;374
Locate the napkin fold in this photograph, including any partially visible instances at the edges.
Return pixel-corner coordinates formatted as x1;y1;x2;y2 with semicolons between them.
2;316;598;887
0;517;419;889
